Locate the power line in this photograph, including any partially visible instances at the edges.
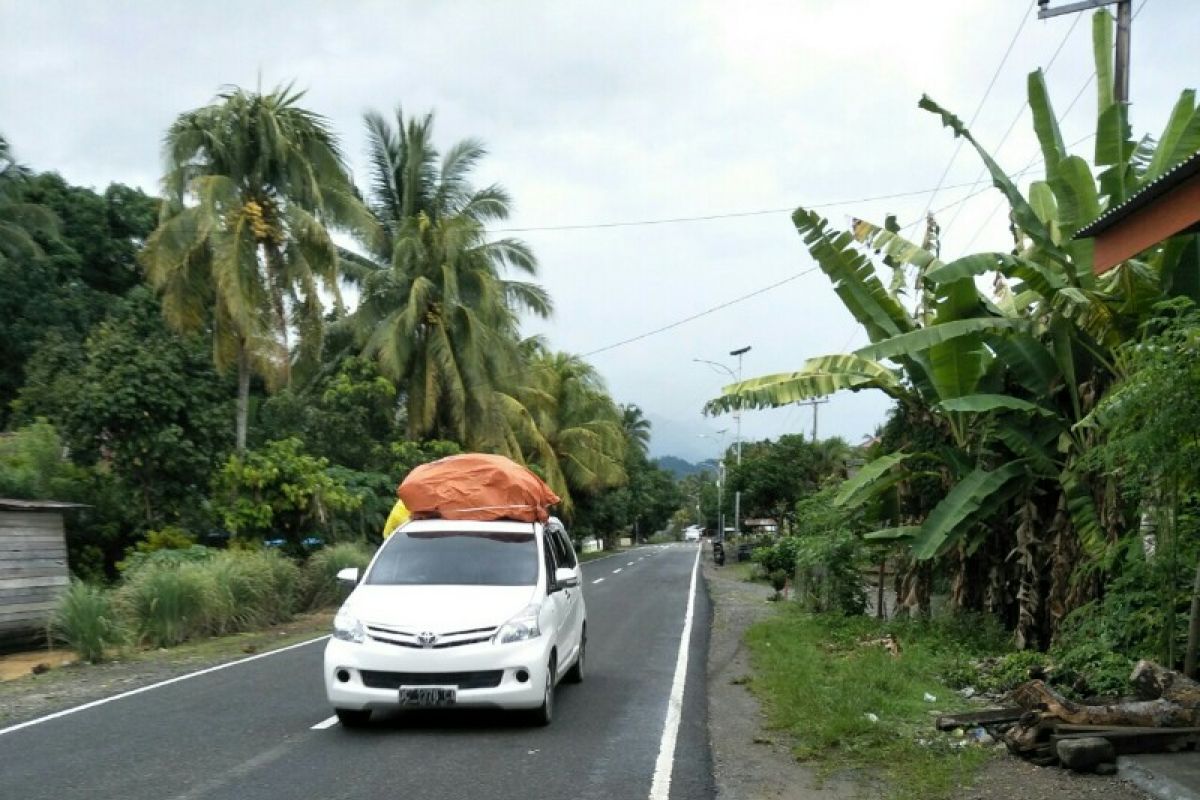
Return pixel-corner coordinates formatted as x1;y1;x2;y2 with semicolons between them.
908;3;1035;236
582;265;822;358
483;177;1044;235
941;12;1085;236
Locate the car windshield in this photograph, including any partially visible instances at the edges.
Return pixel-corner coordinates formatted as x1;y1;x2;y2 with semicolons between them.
365;529;539;586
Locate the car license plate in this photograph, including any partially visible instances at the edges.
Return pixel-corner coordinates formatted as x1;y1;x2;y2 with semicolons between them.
398;686;456;707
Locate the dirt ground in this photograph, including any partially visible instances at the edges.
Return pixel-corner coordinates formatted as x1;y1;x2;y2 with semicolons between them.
0;612;332;728
702;552;1149;800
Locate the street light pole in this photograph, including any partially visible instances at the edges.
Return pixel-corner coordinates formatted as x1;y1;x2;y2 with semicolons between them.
696;348;750;533
729;346;751;535
1037;0;1132;104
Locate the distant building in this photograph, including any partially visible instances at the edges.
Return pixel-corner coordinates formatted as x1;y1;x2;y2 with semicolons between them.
743;518;779;535
1;499;82;651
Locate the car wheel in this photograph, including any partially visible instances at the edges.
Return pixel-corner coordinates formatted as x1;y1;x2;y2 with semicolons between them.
531;656;556;726
335;708;371;728
564;626;586;684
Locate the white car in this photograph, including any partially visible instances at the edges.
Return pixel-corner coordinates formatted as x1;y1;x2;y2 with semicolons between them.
324;518;587;727
683;526;703;542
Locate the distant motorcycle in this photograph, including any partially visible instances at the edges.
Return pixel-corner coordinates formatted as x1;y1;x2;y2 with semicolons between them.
712;539;726;566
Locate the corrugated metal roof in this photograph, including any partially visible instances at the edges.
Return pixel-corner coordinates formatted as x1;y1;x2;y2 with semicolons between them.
0;498;89;512
1075;149;1200;239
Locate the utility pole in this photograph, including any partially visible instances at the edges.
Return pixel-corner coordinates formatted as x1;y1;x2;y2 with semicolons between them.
1037;0;1131;104
795;398;829;442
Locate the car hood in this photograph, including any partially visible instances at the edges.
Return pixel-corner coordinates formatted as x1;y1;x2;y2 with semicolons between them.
347;584;538;633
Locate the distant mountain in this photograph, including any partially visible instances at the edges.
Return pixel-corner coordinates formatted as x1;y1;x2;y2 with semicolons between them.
654;455;718;479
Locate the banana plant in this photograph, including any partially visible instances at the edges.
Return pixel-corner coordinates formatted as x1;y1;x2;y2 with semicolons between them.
707;9;1200;645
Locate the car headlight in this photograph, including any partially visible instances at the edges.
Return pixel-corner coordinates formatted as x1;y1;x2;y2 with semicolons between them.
494;603;542;644
333;606;366;643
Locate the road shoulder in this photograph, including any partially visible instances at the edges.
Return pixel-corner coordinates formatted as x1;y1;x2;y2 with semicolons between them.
703;553;859;799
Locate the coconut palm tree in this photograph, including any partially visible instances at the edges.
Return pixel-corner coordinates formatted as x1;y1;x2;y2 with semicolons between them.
349;108;550;449
140;83;375;450
503;348;627;516
0;134;59;266
620;403;652;458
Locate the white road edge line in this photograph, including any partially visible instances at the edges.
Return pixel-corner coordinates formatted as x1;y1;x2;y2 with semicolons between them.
592;578;605;584
311;715;340;730
648;542;701;800
613;568;622;574
0;634;331;738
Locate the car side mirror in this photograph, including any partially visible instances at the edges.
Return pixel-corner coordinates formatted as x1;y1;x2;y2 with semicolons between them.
555;567;579;589
336;567;360;586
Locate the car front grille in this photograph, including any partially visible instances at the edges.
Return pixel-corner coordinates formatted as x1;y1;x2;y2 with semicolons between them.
359;670;504;690
365;624;498;649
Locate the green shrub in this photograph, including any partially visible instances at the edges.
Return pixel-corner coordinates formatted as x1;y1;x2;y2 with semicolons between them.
300;542;374;610
117;561;216;647
204;550;300;634
51;580;125;662
1050;640;1137;699
118;544;215;575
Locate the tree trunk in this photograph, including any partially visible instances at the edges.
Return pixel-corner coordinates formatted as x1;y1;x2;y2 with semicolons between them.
236;338;251;452
1185;556;1200;677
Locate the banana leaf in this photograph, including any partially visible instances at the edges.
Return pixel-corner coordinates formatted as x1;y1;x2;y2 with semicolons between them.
1143;90;1200;182
937;394;1056;416
919;95;1068;267
704;353;903;414
854;317;1025;362
910;461;1030;560
794;208;915;342
834;451;913;507
865;526;920;542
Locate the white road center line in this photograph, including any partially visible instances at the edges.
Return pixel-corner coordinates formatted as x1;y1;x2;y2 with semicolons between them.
311;715;340;730
613;568;623;574
648;543;701;800
592;577;605;584
0;635;330;738
627;561;635;566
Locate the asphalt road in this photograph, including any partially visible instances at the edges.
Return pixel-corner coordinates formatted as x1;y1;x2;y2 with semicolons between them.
0;543;714;800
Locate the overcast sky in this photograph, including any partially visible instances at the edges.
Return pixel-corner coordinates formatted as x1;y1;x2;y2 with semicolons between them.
3;1;1197;460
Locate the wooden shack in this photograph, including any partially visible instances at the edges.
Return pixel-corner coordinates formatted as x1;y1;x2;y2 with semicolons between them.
0;498;80;649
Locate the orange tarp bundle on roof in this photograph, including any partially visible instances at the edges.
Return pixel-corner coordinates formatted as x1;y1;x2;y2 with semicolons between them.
397;453;560;523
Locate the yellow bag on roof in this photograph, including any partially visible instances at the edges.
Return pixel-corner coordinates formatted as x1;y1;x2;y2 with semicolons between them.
382;499;410;539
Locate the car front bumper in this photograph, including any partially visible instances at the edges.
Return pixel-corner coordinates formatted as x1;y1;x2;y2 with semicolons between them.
324;635;551;711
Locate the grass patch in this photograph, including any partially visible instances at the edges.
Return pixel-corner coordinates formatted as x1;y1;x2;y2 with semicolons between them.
745;607;1005;799
299;542;374;610
50;581;125;663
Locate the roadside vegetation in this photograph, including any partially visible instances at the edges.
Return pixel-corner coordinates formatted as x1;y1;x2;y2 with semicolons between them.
694;10;1200;798
50;542;373;661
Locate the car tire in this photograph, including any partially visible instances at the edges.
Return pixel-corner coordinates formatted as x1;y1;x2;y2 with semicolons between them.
531;656;556;727
564;625;586;684
335;708;371;728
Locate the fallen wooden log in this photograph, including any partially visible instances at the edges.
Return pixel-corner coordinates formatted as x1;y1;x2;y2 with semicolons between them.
1003;660;1200;764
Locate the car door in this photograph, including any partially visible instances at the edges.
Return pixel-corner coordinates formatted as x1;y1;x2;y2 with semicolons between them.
540;528;571;677
548;525;583;663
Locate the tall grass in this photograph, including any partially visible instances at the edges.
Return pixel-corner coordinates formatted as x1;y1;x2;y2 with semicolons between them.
51;580;126;662
117;549;304;647
117;561;214;647
300;542;374;610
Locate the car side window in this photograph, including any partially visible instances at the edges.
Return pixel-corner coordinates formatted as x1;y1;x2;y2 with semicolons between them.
543;532;559;590
551;528;577;568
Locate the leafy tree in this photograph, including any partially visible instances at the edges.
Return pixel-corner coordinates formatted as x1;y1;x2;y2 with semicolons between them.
140;83;376;450
211;438;361;551
728;435;847;524
258;355;400;472
349;109;549;450
61;287;232;527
